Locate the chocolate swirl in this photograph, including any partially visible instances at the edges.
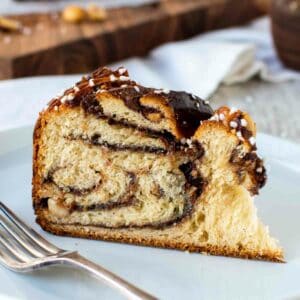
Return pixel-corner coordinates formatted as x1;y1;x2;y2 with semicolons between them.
47;67;213;139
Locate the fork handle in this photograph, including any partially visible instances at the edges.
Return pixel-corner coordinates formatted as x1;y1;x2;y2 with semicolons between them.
62;252;158;300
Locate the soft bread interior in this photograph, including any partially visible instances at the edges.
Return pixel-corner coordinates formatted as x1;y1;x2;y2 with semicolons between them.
35;106;198;228
49;107;167;150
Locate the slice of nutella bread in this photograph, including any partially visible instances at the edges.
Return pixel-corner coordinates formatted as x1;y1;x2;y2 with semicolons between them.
32;67;283;262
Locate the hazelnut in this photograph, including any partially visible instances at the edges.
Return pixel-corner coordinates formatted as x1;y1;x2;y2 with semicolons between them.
62;5;87;23
87;4;107;22
48;199;70;218
0;17;22;32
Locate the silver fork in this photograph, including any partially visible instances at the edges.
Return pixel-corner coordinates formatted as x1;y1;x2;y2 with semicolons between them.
0;202;157;300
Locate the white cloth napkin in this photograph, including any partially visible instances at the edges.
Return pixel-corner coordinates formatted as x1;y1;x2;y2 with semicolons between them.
112;17;300;98
0;17;299;131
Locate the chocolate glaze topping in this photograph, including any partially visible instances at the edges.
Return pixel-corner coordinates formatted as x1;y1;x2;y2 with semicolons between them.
48;67;213;139
166;91;213;137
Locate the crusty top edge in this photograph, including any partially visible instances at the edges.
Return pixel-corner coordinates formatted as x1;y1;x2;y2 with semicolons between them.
204;106;257;151
41;66;213;139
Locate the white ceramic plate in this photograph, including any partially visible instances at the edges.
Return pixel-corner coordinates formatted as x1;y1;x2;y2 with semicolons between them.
0;126;300;300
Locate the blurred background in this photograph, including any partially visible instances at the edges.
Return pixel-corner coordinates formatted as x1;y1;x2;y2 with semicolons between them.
0;0;299;142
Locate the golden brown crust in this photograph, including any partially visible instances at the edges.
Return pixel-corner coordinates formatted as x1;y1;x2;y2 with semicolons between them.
32;113;43;209
204;106;257;151
36;214;284;263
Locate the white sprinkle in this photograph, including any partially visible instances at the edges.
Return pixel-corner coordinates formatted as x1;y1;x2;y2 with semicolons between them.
236;131;244;141
210;115;219;121
121;84;128;88
66;94;75;101
54;105;58;111
256;167;263;173
134;86;140;92
186;139;192;146
97;89;106;94
180;138;187;144
74;86;80;93
3;36;11;44
109;74;117;82
162;89;170;94
119;75;130;81
89;79;95;87
56;91;64;98
22;27;32;36
60;95;68;103
219;113;225;121
229;121;238;128
191;94;197;100
249;136;256;145
154;90;162;94
195;102;200;108
118;68;127;75
240;119;248;127
230;107;238;114
204;100;210;105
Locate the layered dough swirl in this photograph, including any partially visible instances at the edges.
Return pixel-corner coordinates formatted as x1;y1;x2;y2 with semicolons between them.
33;67;283;262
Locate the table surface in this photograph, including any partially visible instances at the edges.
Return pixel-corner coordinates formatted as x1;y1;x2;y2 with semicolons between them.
211;79;300;144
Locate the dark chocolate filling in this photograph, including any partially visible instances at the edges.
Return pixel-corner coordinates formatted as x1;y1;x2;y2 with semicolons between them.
43;168;136;203
230;114;257;151
66;133;167;154
179;161;205;197
230;147;267;195
43;169;101;196
73;196;136;212
41;156;205;229
243;152;267;190
51;198;195;230
64;124;204;155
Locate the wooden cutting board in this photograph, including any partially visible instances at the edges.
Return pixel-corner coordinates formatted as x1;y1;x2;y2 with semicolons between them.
0;0;262;79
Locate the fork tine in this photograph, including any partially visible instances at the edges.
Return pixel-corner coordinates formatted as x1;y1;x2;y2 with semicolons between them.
0;202;61;254
0;215;47;258
0;243;21;270
0;230;32;262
